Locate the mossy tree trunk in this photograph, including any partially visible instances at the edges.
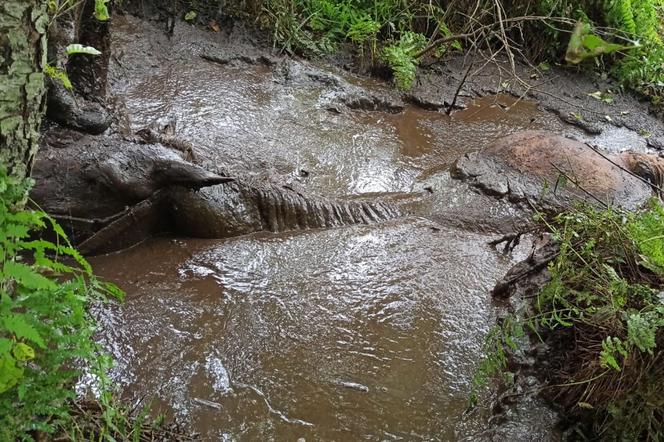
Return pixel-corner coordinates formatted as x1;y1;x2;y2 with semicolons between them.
0;0;48;185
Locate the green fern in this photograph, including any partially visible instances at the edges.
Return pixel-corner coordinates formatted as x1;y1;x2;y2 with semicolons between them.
476;201;664;438
600;336;628;371
381;31;426;90
607;0;637;35
627;313;657;355
0;167;122;440
629;199;664;273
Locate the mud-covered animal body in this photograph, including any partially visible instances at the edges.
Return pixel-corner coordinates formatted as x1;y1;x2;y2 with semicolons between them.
621;152;664;192
453;131;655;210
34;130;664;255
32;137;404;254
168;182;401;238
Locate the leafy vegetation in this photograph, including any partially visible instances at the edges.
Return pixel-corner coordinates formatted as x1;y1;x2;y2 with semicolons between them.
0;169;181;440
0;167;117;439
44;1;106;91
43;64;73;90
241;0;458;89
629;201;664;271
477;201;664;439
65;43;103;56
380;31;426;89
220;0;663;97
94;0;111;21
47;0;110;24
564;21;638;64
535;0;664;103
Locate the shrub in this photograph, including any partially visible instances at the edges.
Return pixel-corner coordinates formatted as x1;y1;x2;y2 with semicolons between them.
381;31;427;89
179;1;661;97
535;0;664;102
253;0;446;86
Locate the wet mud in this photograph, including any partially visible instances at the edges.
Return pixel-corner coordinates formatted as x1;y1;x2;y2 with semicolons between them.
36;11;664;441
407;56;664;149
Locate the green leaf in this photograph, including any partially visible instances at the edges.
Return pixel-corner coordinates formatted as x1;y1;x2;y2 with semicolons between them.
184;10;197;22
599;336;627;371
537;62;551;72
627;313;656;354
0;355;23;394
565;21;639;64
1;223;29;240
94;0;110;21
2;261;56;290
2;315;45;349
102;282;125;301
66;44;102;56
381;32;427;90
0;338;11;356
12;343;35;362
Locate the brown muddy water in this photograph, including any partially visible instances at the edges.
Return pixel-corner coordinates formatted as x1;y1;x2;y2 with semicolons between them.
80;15;604;440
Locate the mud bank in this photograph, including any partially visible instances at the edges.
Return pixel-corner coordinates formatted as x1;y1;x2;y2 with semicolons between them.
406;56;664;149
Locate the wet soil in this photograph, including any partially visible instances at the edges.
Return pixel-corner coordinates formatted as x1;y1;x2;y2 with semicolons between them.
40;11;664;441
407;56;664;149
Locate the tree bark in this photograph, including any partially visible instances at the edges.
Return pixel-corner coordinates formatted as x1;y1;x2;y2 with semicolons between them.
0;0;48;184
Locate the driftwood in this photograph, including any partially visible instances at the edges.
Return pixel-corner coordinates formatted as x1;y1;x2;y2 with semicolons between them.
492;239;559;297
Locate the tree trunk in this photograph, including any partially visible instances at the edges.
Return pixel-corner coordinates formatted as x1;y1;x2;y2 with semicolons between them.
0;0;48;184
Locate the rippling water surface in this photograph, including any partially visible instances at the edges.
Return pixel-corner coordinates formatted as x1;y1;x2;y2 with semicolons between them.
87;15;574;440
93;221;521;439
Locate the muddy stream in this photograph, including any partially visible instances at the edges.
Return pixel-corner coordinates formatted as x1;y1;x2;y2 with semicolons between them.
70;14;650;441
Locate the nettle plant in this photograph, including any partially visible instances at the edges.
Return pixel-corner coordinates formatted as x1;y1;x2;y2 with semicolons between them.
0;168;122;440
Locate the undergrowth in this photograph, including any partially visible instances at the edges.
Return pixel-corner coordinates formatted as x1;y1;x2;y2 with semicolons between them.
533;0;664;104
380;31;426;89
0;168;176;441
256;0;452;88
179;0;459;89
199;0;664;98
476;200;664;440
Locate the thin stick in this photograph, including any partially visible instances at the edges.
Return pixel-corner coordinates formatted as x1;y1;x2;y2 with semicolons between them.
548;162;611;209
447;62;474;114
414;33;473;59
583;142;664;194
415;15;578;60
